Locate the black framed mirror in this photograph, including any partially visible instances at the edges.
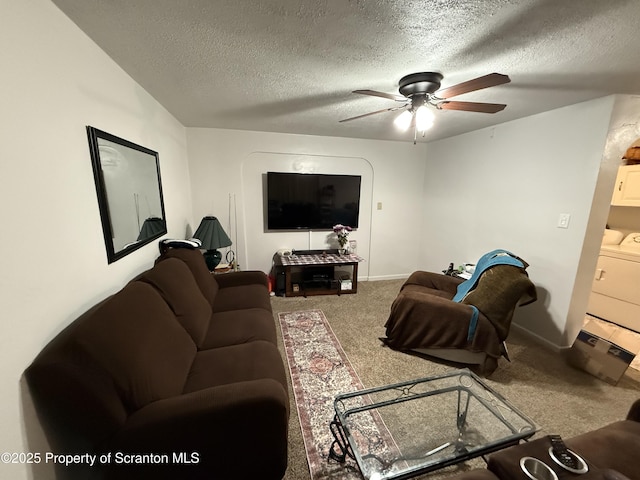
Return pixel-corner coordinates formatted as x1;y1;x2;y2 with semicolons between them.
87;126;167;264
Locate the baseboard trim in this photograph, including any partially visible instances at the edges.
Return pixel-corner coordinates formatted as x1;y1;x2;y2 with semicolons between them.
364;274;411;282
511;322;563;353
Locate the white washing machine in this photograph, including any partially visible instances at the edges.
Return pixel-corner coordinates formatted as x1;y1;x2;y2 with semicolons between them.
588;232;640;333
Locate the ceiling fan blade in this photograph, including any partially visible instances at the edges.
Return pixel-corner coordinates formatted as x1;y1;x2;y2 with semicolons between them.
437;101;507;113
435;73;511;99
339;105;406;123
353;89;406;102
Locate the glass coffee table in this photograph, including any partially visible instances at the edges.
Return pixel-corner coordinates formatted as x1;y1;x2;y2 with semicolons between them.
329;369;538;480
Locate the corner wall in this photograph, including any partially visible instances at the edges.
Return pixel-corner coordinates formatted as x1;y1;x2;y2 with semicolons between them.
422;97;616;348
0;2;192;478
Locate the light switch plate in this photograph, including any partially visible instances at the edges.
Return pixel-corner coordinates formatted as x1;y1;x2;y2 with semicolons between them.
558;213;571;229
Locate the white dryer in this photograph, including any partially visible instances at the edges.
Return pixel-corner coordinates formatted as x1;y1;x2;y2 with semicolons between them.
588;232;640;333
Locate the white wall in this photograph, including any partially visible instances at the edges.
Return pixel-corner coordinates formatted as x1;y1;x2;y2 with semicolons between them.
0;2;192;479
187;128;427;279
422;97;617;348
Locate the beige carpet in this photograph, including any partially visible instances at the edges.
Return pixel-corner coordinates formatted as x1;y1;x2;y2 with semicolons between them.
271;280;640;480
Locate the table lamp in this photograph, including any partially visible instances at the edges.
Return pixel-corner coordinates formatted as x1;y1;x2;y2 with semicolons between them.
192;216;232;271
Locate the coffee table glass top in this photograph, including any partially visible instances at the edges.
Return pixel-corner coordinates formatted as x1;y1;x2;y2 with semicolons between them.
330;369;538;480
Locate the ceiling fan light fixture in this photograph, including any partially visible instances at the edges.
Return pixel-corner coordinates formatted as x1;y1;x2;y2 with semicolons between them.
341;72;510;143
415;105;435;132
393;110;413;131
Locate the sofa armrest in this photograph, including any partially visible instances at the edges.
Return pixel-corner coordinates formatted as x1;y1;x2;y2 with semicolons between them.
109;379;288;478
565;421;640;480
214;270;268;289
627;399;640;422
402;271;463;296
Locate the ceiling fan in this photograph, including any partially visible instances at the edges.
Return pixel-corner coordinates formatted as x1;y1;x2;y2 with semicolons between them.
340;72;511;143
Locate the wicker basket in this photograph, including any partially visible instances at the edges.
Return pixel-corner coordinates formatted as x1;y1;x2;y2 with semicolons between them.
623;146;640;164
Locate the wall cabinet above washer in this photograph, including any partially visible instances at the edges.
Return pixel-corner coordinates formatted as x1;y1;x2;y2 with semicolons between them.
611;164;640;206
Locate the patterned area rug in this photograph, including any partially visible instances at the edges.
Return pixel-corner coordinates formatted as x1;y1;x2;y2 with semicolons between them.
278;310;394;480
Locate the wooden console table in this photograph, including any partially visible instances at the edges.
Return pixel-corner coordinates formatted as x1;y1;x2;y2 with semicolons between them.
273;250;363;297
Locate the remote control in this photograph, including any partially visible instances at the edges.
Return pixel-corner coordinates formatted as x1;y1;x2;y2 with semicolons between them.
549;434;578;469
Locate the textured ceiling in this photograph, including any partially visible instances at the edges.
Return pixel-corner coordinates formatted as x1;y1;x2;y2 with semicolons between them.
51;0;640;143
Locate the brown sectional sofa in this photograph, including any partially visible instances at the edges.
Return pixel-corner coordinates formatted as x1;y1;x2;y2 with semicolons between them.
449;399;640;480
26;247;289;480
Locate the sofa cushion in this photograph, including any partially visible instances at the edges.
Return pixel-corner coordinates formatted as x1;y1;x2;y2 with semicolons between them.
213;284;272;312
203;308;277;348
25;300;130;454
184;340;288;394
137;258;212;348
156;248;219;307
75;282;197;411
215;270;269;289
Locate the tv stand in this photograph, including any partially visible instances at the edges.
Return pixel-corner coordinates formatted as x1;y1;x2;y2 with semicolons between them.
273;249;361;297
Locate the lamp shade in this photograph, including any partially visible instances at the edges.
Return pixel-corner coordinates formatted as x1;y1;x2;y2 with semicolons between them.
192;216;232;270
193;216;232;250
137;217;165;241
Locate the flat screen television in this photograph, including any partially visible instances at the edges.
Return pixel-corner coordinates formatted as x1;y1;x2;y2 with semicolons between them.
266;172;361;230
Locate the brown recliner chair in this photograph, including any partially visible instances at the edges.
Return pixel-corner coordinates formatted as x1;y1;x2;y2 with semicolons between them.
382;250;537;375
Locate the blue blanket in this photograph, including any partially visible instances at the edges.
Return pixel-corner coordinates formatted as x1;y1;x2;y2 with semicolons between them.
453;249;525;302
452;249;525;341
